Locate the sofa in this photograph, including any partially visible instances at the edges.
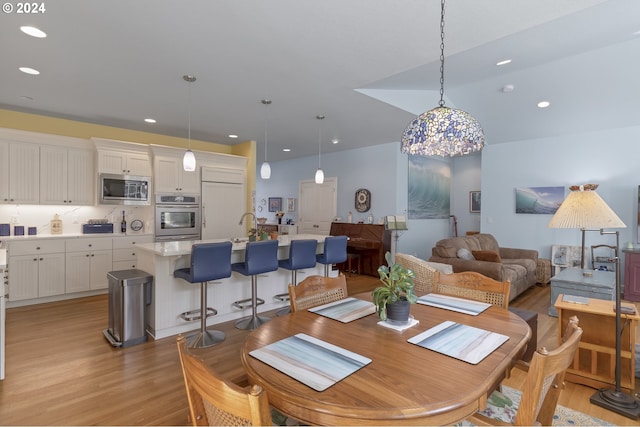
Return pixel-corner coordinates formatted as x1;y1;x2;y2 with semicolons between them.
429;233;538;301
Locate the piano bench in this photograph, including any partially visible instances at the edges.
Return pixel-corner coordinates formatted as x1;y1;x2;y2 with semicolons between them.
346;253;361;276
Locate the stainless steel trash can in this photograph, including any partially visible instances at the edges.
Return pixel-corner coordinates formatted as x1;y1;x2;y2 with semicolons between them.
103;269;153;348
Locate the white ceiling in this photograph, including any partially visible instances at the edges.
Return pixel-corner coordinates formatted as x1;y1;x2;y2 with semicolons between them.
1;0;639;161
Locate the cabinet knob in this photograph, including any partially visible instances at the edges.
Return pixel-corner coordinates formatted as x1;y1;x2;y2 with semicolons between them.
33;258;38;261
39;258;43;261
36;246;41;250
91;254;94;257
85;254;90;257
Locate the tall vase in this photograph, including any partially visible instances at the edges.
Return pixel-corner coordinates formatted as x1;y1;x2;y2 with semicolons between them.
277;217;282;224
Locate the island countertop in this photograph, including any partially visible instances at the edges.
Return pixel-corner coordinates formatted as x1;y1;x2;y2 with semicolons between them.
136;234;328;257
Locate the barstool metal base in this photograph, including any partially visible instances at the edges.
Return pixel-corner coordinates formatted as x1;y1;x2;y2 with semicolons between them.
185;329;226;348
235;315;271;330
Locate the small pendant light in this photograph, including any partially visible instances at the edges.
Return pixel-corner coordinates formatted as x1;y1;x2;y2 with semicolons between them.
260;99;272;179
182;75;197;172
315;115;325;184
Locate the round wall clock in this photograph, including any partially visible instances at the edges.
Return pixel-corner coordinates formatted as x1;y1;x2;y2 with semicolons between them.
355;188;371;212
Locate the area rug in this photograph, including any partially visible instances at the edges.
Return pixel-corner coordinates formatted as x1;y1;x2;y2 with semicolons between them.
458;385;614;426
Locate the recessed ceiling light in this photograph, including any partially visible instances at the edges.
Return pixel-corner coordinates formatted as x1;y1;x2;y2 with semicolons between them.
496;59;512;66
19;67;40;75
228;134;238;139
282;148;291;152
537;101;551;108
20;26;46;38
144;118;156;123
331;139;339;144
501;84;514;93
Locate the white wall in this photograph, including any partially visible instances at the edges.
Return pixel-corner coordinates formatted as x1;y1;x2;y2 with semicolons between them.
481;125;640;260
256;142;481;261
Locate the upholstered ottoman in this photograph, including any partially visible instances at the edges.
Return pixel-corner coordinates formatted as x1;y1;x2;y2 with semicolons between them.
509;307;538;362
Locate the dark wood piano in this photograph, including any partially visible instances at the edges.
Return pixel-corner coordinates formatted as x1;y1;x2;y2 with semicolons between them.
329;222;391;277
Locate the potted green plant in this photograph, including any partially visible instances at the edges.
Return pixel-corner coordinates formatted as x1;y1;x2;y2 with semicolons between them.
372;251;417;322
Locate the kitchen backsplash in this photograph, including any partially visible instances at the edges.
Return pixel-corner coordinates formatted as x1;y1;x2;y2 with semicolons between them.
0;204;153;236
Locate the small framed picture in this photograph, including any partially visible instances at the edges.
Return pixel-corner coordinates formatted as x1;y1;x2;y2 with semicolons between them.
469;191;481;213
287;197;296;212
268;197;282;212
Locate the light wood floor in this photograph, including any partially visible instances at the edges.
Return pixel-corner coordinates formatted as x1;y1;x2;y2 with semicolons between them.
1;275;638;425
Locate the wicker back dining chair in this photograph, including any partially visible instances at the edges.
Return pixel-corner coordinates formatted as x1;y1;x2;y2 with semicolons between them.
288;273;348;312
468;317;582;426
394;253;438;295
176;335;272;426
434;270;511;309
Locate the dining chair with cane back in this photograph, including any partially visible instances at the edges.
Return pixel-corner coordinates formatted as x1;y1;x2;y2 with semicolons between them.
176;335;272;426
468;317;583;426
434;270;511;309
288;273;348;312
394;253;438;295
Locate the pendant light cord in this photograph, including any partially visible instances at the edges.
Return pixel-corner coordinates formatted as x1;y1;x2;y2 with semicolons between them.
317;115;324;168
262;99;271;162
438;0;446;107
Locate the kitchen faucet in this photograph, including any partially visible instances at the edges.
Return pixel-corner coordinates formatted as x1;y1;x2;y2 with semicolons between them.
238;212;257;232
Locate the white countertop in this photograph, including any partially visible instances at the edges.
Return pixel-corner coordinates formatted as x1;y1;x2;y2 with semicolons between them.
0;233;153;241
136;234;327;257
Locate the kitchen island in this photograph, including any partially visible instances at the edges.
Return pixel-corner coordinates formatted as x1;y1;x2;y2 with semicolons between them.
136;234;330;340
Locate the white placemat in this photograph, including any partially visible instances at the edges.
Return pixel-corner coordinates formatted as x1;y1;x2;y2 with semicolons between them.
408;321;509;364
417;293;491;316
250;333;371;391
309;297;375;323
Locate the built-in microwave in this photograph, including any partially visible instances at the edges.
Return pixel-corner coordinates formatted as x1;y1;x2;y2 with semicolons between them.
99;173;151;205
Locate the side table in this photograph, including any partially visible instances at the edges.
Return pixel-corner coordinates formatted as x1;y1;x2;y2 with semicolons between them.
554;294;639;392
548;268;615;317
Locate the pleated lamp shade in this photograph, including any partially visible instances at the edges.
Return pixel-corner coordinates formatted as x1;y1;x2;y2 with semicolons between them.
548;184;626;229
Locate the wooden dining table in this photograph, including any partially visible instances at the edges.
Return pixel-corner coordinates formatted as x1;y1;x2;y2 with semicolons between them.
241;292;531;426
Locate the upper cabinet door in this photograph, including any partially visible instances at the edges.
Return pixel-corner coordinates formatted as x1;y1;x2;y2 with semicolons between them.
40;146;94;205
67;148;95;205
98;150;151;176
8;143;39;204
153;155;200;194
0;142;9;203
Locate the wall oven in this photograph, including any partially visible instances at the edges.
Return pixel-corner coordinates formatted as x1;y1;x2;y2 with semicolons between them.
154;194;201;242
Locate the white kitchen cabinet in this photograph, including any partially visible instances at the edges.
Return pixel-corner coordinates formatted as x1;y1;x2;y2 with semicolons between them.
40;146;95;205
65;238;113;292
153;155;200;194
112;235;154;270
0;141;39;204
7;240;66;301
97;150;152;176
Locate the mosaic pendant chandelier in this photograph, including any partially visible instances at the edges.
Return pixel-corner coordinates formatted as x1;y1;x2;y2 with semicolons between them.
401;0;484;157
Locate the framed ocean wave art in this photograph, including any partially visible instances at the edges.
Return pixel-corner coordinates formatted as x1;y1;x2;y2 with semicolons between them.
408;155;451;219
515;186;564;214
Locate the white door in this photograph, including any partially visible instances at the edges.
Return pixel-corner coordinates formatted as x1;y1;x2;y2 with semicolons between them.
298;178;337;235
201;181;246;240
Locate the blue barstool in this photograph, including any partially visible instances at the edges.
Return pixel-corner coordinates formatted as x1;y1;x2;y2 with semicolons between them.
173;241;232;348
231;240;279;330
275;239;318;315
316;235;348;276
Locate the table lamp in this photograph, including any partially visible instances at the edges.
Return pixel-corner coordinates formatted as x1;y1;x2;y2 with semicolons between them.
548;184;639;419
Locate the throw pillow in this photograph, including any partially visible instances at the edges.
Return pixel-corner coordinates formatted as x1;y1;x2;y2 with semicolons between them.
472;250;502;263
457;248;475;260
